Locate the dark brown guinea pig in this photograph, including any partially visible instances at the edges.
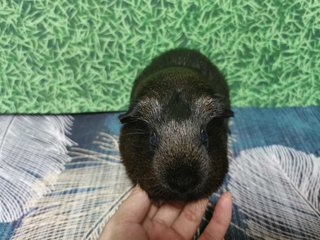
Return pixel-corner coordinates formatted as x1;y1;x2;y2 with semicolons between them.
119;48;233;202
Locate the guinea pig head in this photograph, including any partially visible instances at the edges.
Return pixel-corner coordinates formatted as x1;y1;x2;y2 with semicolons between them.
119;92;233;202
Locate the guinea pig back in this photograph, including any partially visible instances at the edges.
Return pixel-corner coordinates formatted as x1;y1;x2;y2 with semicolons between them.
119;49;233;202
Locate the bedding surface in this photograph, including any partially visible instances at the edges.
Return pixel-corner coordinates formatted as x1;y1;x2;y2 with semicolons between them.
0;106;319;239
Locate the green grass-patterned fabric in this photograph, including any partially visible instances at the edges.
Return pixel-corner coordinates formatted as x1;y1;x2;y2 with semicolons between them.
1;0;319;113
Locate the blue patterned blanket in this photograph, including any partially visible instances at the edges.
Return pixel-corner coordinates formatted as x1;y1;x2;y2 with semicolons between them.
0;107;319;240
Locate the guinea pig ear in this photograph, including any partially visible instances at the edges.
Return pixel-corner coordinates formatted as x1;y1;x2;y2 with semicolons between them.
118;106;139;124
209;94;234;118
215;108;234;118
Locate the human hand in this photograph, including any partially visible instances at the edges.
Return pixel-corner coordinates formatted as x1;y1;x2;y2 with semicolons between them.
100;186;232;240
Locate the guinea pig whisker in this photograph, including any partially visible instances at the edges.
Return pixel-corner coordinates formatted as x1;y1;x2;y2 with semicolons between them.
137;177;157;181
149;186;166;198
121;132;148;136
127;128;145;132
148;183;163;192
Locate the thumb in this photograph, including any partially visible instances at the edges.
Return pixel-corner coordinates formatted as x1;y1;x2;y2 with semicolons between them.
199;192;232;240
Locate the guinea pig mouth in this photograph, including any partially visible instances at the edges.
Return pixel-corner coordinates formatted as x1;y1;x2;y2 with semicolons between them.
145;176;213;202
143;171;226;202
147;183;210;202
139;159;227;202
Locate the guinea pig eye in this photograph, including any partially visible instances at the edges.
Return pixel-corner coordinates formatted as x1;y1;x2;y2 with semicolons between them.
149;131;157;149
200;128;208;146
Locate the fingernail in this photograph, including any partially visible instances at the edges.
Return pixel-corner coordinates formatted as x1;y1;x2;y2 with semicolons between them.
224;191;232;198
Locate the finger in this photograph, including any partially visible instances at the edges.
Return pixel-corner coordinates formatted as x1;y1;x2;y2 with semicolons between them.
172;198;209;239
151;201;185;227
147;204;159;219
110;185;151;224
199;192;232;240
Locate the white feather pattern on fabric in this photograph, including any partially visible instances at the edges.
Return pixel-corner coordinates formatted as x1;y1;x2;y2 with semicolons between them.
0;116;75;222
228;145;320;240
12;132;132;240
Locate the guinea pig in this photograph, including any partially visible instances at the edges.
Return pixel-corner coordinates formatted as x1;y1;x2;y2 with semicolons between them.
119;48;233;202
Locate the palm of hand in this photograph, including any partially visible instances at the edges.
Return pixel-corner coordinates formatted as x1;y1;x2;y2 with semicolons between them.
101;187;232;240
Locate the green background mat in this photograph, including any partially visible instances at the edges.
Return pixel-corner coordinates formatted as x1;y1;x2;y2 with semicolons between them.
1;0;319;113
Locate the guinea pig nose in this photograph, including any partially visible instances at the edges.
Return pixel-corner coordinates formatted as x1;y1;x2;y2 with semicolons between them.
166;165;200;193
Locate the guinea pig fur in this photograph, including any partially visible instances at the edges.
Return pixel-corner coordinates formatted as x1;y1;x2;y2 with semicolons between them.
119;48;233;202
